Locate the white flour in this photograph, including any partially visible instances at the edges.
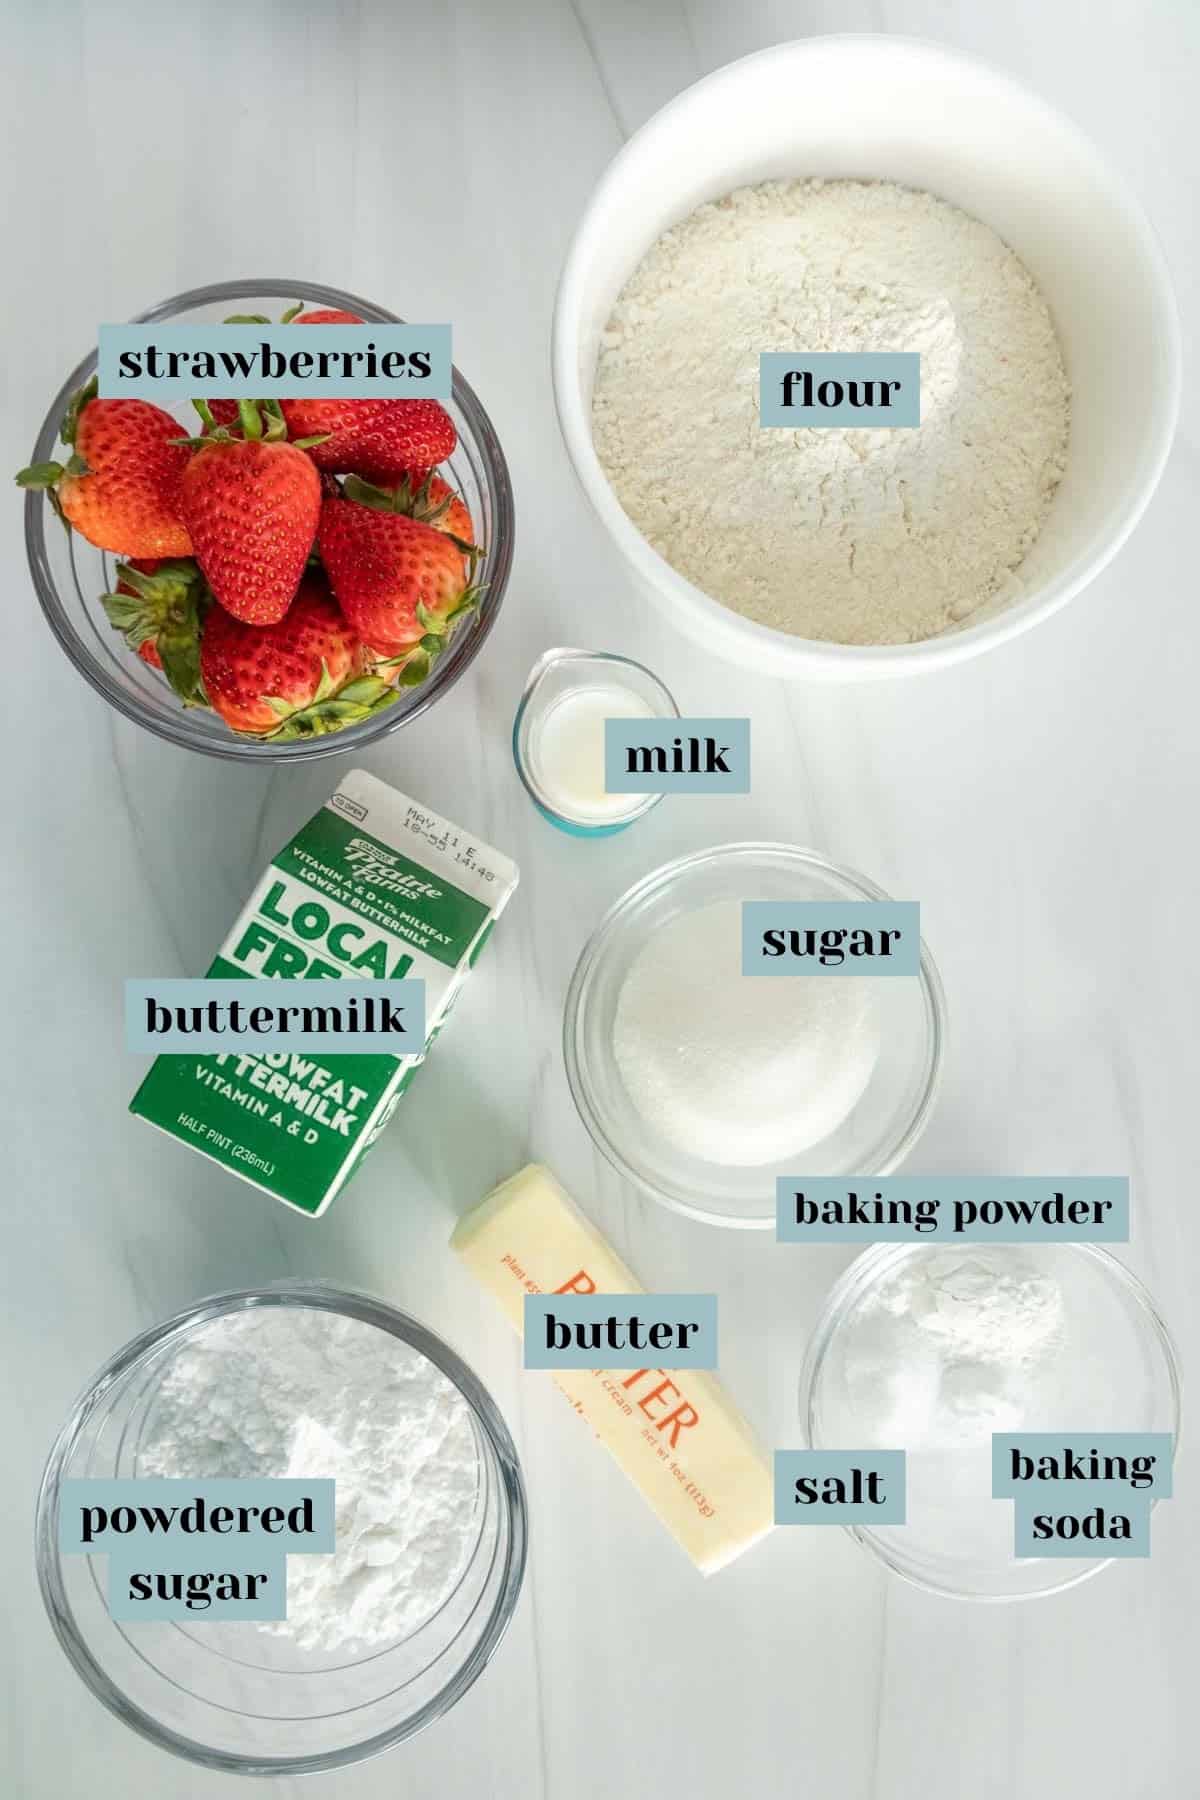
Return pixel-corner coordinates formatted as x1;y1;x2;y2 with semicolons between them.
612;898;879;1165
138;1306;481;1654
592;179;1070;645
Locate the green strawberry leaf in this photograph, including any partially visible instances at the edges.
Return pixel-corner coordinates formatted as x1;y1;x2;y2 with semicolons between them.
157;579;209;708
100;591;156;649
336;674;393;706
280;302;304;324
445;585;484;625
15;460;65;489
222;313;272;324
270;698;373;740
341;474;401;514
103;560;210;708
395;652;431;688
59;375;98;448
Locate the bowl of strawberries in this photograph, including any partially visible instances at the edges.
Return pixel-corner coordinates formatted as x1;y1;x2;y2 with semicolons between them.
20;280;513;759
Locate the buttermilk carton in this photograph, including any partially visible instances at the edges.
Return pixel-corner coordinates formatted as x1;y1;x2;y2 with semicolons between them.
131;770;518;1218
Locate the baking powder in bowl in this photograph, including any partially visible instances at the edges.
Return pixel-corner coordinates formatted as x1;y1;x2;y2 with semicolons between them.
612;898;879;1165
138;1307;481;1654
592;179;1070;645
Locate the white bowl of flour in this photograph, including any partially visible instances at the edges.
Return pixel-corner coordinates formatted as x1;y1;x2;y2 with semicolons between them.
553;37;1179;677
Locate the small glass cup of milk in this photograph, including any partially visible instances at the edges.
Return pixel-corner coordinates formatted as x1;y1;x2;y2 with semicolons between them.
512;648;679;836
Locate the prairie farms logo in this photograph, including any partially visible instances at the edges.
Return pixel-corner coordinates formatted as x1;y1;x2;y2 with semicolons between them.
343;837;442;901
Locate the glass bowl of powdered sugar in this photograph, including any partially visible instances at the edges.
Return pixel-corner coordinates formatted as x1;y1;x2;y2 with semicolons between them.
35;1284;527;1774
800;1244;1180;1600
563;844;945;1227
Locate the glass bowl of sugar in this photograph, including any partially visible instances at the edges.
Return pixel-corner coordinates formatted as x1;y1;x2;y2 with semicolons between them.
563;843;946;1228
35;1284;527;1775
800;1243;1180;1600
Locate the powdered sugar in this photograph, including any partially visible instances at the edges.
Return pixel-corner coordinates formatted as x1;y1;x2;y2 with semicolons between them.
592;179;1070;645
137;1306;481;1654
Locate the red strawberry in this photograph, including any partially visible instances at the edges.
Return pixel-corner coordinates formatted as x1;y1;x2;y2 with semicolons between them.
389;470;474;544
199;571;388;738
101;557;208;703
16;379;191;557
318;478;483;682
180;402;321;624
281;396;456;484
295;308;364;325
208;309;364;422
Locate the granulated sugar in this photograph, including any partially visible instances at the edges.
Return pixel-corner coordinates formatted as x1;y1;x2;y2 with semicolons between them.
612;898;879;1165
592;179;1070;645
138;1306;481;1654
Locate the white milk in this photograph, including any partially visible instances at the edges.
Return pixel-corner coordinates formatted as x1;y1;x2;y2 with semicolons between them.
527;682;653;823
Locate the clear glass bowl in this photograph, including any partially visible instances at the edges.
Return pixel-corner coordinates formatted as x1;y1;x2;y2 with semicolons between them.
35;1284;527;1775
23;279;514;762
563;844;946;1227
511;646;679;836
799;1243;1181;1601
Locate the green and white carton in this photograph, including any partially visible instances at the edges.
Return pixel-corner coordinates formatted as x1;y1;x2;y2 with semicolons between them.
130;769;519;1219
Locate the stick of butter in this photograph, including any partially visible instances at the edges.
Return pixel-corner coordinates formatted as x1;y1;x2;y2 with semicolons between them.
451;1163;774;1575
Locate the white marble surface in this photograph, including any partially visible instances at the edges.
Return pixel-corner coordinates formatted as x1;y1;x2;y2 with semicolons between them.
2;1;1198;1793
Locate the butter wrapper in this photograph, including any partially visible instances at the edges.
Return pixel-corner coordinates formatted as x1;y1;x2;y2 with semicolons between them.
453;1162;774;1573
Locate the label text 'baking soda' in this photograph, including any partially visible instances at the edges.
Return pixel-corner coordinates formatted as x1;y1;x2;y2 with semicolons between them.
991;1434;1173;1559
